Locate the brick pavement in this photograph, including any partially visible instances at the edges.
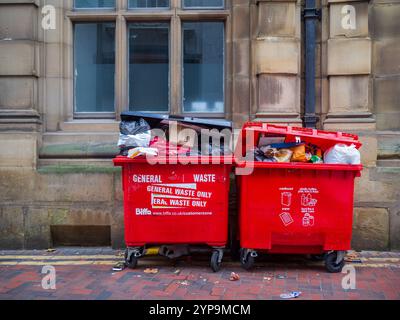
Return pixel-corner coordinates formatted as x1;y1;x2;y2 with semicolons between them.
0;249;399;300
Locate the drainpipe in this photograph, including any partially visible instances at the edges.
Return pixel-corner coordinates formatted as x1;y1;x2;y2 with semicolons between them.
303;0;321;128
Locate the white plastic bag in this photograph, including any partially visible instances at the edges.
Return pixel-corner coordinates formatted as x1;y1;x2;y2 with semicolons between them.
324;144;361;165
128;147;158;159
118;131;151;148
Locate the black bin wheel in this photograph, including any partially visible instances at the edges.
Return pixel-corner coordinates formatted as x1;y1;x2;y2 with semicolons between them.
325;251;345;273
125;249;138;269
240;249;255;271
210;250;222;273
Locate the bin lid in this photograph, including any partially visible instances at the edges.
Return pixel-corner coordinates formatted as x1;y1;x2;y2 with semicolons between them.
120;112;232;130
239;123;362;153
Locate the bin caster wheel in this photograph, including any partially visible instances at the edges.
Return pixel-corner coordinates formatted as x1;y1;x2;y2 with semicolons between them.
325;252;345;273
125;248;138;269
240;249;255;271
210;250;223;273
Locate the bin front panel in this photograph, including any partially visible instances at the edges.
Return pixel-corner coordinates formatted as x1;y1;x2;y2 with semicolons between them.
122;162;231;247
239;167;357;253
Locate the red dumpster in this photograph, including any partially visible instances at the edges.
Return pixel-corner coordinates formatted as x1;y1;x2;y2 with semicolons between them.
235;123;362;273
113;156;233;272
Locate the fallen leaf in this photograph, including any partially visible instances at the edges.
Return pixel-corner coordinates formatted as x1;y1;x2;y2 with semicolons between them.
144;268;158;274
230;272;240;281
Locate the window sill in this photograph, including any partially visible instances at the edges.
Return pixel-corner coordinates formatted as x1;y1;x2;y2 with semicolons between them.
60;120;119;132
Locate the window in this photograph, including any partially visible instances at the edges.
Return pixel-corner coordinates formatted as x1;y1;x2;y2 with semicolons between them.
129;23;170;112
183;22;224;113
183;0;224;9
129;0;170;8
74;0;116;9
68;0;228;119
74;22;116;114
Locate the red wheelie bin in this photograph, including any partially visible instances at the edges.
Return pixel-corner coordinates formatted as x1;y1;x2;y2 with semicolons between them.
235;123;362;273
113;155;233;272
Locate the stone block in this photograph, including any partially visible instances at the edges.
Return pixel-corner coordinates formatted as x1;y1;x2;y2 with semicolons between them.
35;172;114;202
376;113;400;131
257;75;300;114
24;207;51;249
329;75;370;113
374;39;400;76
49;206;111;226
0;4;37;40
0;77;36;109
233;4;250;40
371;3;400;39
45;43;63;78
327;38;371;75
358;134;377;167
258;2;296;37
352;207;389;250
390;207;400;250
355;167;399;203
330;2;369;38
377;133;400;159
232;77;251;118
0;3;38;40
374;76;400;130
233;40;251;77
0;169;36;202
328;0;367;2
0;41;39;76
0;133;37;168
0;206;24;249
255;38;300;74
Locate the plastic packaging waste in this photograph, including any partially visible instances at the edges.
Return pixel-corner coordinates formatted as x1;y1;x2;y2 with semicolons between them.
324;144;361;165
118;118;151;149
128;147;158;159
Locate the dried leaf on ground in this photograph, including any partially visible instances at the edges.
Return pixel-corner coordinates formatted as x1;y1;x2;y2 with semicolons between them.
144;268;159;274
230;272;240;281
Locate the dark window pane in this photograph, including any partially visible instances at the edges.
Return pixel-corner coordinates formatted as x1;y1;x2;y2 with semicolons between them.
129;0;169;8
74;0;115;8
183;22;224;113
129;23;169;112
183;0;224;8
74;23;115;113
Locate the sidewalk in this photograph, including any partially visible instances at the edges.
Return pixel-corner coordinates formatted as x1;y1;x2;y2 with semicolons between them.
0;248;399;300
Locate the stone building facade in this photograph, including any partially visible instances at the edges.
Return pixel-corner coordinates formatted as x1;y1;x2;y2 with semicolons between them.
0;0;399;250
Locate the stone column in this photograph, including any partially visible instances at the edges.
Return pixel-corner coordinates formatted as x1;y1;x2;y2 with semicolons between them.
251;0;302;126
0;0;42;169
324;0;375;131
232;0;251;129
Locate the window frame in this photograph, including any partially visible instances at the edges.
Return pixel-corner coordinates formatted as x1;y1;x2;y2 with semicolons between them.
182;0;225;10
65;0;230;121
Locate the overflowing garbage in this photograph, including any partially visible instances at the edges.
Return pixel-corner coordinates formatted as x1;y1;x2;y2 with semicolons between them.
247;133;361;165
117;112;232;159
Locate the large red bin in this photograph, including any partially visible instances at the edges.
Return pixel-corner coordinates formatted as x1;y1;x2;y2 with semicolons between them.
113;156;233;272
235;123;362;273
